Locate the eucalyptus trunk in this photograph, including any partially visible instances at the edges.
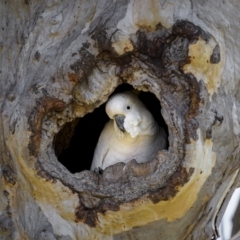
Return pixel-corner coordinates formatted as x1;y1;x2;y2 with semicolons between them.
1;1;240;240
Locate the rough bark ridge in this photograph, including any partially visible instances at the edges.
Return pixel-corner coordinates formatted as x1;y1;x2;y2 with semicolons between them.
1;1;240;240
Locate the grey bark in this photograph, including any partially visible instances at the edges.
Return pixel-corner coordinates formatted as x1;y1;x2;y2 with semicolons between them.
1;0;240;240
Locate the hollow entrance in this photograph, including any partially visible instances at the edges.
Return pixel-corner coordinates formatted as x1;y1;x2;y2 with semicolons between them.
54;84;168;173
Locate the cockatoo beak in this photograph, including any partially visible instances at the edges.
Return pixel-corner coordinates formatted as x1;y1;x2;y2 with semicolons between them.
114;115;125;132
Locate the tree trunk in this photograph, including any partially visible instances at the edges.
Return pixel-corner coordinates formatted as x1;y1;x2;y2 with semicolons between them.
1;1;240;239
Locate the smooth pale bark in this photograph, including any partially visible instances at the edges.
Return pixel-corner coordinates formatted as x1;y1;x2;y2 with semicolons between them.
1;1;240;240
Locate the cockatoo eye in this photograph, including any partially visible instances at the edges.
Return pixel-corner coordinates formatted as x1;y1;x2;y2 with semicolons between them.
126;105;131;110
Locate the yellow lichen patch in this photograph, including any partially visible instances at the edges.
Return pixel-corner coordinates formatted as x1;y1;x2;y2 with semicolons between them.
183;37;225;98
49;31;60;38
112;38;133;55
112;0;174;55
16;156;93;239
132;0;174;30
17;156;79;222
6;132;80;238
95;130;216;235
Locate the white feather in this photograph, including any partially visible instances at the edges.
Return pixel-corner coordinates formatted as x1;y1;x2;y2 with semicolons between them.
90;91;167;170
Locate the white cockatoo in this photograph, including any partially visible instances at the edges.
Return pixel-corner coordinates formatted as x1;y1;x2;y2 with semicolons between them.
90;91;167;171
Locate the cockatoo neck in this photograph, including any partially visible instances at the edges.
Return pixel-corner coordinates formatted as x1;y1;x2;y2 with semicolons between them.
114;114;158;140
139;115;159;136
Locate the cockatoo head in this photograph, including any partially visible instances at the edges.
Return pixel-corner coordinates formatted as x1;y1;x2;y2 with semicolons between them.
105;91;157;138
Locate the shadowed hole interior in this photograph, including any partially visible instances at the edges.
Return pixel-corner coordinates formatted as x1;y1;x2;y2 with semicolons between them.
54;84;169;173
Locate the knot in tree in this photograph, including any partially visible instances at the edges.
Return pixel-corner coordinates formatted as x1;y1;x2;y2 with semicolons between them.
1;1;240;240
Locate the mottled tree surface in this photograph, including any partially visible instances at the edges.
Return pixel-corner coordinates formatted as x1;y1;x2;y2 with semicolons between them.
1;1;240;240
